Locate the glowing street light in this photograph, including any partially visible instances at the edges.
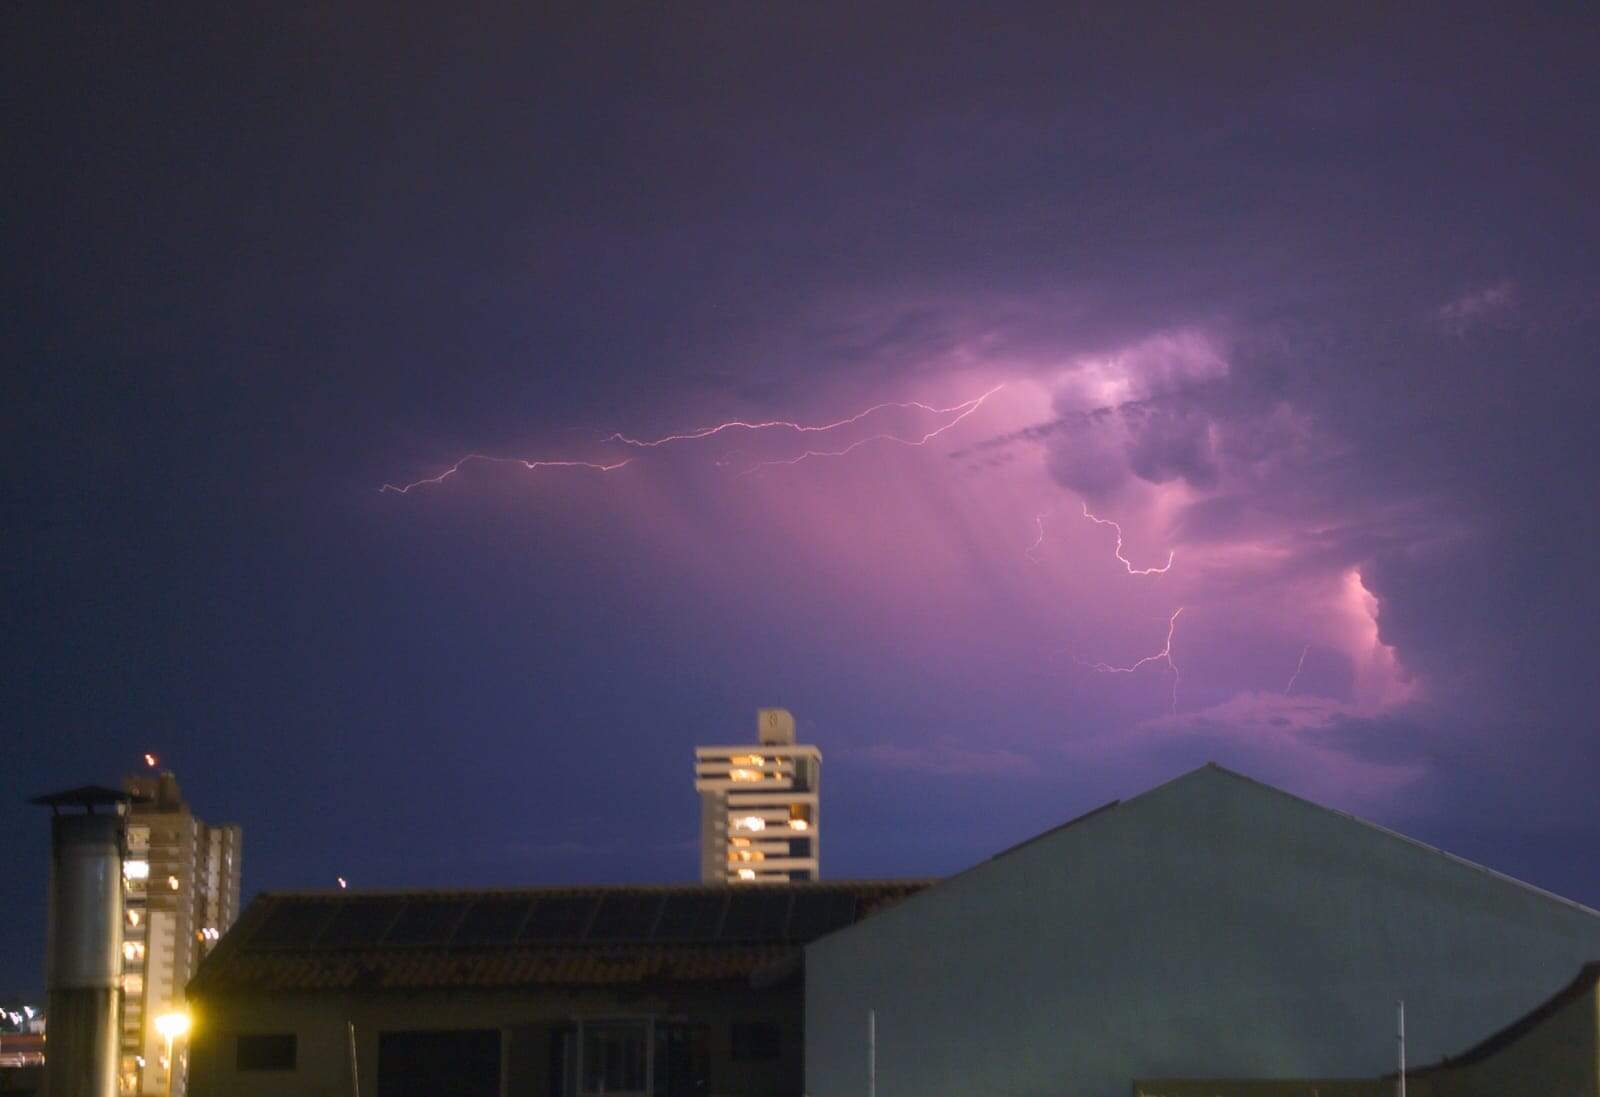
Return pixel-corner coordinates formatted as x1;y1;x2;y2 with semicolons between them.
153;1012;191;1097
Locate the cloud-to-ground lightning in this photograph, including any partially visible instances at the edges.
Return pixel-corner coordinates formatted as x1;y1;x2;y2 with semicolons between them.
383;386;1002;493
1025;513;1048;563
1285;644;1310;695
380;455;632;495
1080;607;1185;713
1080;501;1175;575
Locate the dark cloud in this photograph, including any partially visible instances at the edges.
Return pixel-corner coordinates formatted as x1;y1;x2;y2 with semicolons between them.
7;1;1600;996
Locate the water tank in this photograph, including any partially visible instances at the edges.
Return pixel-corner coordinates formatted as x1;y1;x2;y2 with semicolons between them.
33;786;129;1097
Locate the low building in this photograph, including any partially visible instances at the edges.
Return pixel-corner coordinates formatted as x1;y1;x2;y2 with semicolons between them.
805;764;1600;1097
185;880;927;1097
1137;961;1600;1097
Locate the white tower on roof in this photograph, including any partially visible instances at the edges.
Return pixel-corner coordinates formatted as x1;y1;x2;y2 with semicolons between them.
695;709;820;883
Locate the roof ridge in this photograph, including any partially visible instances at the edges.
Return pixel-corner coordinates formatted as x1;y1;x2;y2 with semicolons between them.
1187;765;1600;921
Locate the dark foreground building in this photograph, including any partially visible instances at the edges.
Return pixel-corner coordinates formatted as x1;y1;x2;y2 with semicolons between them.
185;880;927;1097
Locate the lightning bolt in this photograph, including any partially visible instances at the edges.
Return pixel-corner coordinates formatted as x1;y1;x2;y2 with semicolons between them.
738;384;1005;472
1080;606;1185;714
1079;502;1174;575
1284;644;1310;695
608;388;1003;448
1025;513;1048;563
380;456;632;495
383;386;1002;493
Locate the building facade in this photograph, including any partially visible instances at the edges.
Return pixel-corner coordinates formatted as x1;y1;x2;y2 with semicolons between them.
805;764;1600;1097
184;881;927;1097
119;773;241;1097
695;710;821;883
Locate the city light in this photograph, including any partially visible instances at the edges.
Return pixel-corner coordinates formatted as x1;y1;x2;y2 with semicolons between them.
153;1013;190;1042
154;1011;191;1097
144;753;158;768
733;816;766;832
789;819;810;831
124;859;150;880
337;877;348;889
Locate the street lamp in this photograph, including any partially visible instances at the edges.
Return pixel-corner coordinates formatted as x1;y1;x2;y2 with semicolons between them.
153;1012;191;1097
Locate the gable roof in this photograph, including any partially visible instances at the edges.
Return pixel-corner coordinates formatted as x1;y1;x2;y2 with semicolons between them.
815;763;1600;950
190;879;931;995
1189;763;1600;921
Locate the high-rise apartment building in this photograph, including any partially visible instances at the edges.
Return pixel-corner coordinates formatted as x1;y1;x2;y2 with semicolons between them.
118;772;241;1097
694;709;820;883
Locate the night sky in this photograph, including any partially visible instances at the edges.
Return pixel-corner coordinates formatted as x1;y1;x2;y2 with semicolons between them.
7;5;1600;998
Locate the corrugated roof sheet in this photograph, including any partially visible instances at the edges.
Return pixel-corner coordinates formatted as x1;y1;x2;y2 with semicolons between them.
191;880;930;994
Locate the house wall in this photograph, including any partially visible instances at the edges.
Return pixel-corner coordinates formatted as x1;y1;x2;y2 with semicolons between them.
187;981;803;1097
1137;980;1599;1097
805;767;1600;1097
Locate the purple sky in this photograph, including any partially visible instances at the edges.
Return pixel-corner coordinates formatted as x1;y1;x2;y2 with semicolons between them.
6;5;1600;997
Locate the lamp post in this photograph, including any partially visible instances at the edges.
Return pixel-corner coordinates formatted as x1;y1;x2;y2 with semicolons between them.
153;1012;191;1097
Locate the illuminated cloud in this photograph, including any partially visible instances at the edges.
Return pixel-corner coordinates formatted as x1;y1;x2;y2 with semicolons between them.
1435;281;1517;335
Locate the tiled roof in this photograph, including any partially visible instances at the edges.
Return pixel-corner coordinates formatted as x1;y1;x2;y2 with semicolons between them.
190;880;930;994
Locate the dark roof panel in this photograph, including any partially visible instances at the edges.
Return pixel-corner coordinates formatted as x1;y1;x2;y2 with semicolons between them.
248;900;337;948
653;892;727;942
195;881;931;994
319;899;405;948
788;890;857;939
721;890;792;942
383;899;472;947
520;894;600;942
452;897;534;946
587;893;664;941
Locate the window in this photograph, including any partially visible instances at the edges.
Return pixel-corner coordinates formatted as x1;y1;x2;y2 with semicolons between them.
236;1033;296;1072
378;1030;499;1097
582;1021;647;1095
653;1023;709;1097
730;1022;781;1061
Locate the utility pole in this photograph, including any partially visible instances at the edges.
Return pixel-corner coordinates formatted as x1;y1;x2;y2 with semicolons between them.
1396;1000;1406;1097
868;1010;876;1097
